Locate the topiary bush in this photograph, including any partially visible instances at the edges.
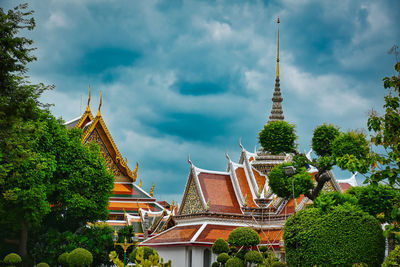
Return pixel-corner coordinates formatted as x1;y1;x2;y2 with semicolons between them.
211;262;220;267
58;252;69;266
211;238;229;254
225;257;244;267
311;124;340;157
244;250;263;264
263;250;279;266
259;245;268;253
216;252;230;264
228;227;260;247
129;246;158;262
67;248;93;267
271;262;286;267
268;162;314;199
36;263;49;267
3;253;22;266
259;121;296;154
382;245;400;266
284;204;385;266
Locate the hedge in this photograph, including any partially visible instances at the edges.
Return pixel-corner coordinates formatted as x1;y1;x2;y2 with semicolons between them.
284;204;385;266
67;248;93;267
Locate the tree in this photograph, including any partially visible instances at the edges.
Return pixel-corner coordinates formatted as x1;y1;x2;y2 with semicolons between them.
259;121;296;155
0;4;114;256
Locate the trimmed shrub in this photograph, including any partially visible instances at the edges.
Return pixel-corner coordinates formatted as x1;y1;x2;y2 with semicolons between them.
244;250;263;264
216;252;230;264
67;248;93;267
58;252;69;266
211;262;220;267
211;238;229;254
3;253;22;265
271;262;286;267
235;249;248;260
268;162;313;199
263;250;279;266
284;204;385;266
36;263;49;267
225;257;244;267
312;124;340;157
382;245;400;267
259;121;296;154
129;246;157;262
259;245;268;253
228;227;260;247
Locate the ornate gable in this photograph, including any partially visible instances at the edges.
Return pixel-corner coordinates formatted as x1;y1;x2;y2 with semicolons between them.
179;174;205;215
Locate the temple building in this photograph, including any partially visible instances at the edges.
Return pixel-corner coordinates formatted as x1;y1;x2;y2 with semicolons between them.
65;90;174;238
141;18;355;266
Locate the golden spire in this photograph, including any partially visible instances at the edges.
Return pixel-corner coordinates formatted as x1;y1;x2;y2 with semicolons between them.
276;16;280;78
150;183;155;197
97;91;102;117
85;85;91;112
138;179;142;188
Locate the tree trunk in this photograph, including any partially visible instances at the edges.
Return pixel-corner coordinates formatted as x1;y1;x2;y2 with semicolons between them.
305;170;331;200
388;232;395;254
19;220;28;257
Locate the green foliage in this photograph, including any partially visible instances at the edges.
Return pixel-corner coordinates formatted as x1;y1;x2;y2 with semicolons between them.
131;247;171;267
211;238;229;254
36;263;49;267
284;205;385;266
271;262;286;267
244;250;263;264
263;250;279;266
382;245;400;267
216;252;230;264
3;253;22;264
259;121;296;154
67;248;93;267
129;246;158;262
227;227;260;247
211;262;220;267
312;124;340;157
347;184;400;222
312;191;357;213
332;131;369;173
268;162;313;199
259;245;268;253
225;257;244;267
58;252;69;266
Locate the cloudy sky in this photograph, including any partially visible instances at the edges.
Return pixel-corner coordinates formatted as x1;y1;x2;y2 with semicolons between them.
4;0;400;204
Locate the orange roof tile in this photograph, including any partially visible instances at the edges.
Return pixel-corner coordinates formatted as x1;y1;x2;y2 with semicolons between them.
339;182;352;192
279;195;305;215
252;167;266;191
197;172;242;214
142;225;201;244
235;167;257;208
108;202;158;212
113;184;133;195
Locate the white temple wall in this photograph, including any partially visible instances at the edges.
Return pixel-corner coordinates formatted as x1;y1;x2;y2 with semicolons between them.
155;245;215;267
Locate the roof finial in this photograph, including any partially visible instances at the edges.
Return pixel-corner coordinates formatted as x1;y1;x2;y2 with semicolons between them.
268;16;284;123
86;85;91;112
97;91;102;116
276;16;280;78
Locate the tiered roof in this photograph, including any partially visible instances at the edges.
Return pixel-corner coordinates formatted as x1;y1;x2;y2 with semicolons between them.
66;88;170;235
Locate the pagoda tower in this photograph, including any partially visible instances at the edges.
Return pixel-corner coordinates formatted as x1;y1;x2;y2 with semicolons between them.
252;17;287;175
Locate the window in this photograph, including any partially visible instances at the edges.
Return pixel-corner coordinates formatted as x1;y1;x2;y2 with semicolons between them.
187;248;192;267
203;248;211;267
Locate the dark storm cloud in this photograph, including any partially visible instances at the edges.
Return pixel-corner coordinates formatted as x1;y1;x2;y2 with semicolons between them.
3;0;400;202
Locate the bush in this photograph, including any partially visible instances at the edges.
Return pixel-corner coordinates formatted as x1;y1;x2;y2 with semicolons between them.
271;262;286;267
58;252;69;266
382;245;400;267
259;121;296;154
36;263;49;267
284;204;385;266
259;245;268;253
67;248;93;267
211;262;220;267
312;124;340;157
268;162;313;199
216;252;230;264
225;257;244;267
228;227;260;247
244;250;263;264
3;253;22;265
211;238;229;254
129;246;157;262
263;250;279;266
